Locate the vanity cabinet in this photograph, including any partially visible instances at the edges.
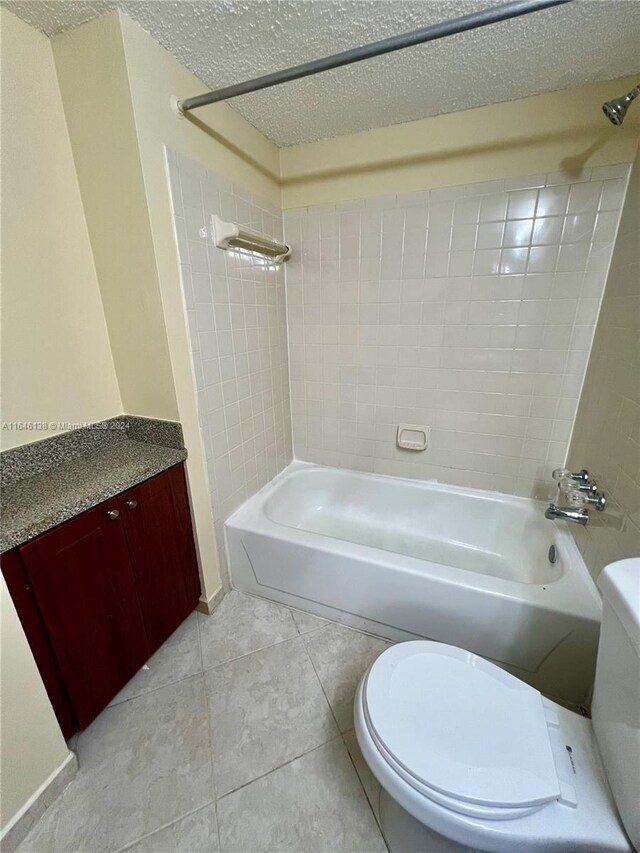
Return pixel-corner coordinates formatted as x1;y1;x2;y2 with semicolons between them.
19;501;151;729
3;464;201;733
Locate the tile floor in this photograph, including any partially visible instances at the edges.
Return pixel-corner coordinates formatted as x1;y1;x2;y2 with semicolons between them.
18;592;391;853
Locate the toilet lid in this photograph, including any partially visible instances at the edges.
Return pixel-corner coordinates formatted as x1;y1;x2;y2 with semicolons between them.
363;641;560;810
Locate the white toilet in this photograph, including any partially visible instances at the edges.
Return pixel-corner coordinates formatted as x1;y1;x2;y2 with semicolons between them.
355;558;639;853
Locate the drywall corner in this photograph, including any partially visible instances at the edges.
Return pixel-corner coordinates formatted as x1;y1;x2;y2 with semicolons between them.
51;11;179;422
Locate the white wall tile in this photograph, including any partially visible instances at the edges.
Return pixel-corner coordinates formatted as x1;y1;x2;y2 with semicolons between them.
167;150;292;581
284;166;630;499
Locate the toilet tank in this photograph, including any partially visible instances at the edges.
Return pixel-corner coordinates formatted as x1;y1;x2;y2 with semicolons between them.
592;558;640;850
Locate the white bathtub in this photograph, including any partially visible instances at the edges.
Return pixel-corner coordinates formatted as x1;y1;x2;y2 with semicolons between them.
225;463;602;705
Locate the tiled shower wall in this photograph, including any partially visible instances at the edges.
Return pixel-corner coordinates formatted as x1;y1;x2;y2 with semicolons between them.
167;150;292;580
284;165;629;499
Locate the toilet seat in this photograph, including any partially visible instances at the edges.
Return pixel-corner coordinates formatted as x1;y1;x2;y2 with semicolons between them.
362;641;561;820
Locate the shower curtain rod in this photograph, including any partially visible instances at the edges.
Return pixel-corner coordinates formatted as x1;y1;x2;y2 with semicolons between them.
176;0;572;116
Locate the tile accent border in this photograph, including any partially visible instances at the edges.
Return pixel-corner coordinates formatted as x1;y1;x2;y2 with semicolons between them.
0;751;77;853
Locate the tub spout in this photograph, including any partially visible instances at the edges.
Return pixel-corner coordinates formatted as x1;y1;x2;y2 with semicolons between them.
545;503;589;525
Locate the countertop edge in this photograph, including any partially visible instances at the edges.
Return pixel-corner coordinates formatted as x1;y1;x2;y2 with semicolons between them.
1;447;188;555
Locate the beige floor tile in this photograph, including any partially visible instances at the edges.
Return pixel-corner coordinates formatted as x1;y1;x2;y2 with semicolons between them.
205;636;338;796
110;613;202;706
199;591;298;669
121;804;219;853
289;608;329;635
216;740;387;853
18;675;214;853
302;623;390;731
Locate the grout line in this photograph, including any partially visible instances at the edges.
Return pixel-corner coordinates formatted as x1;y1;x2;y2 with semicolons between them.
241;587;394;644
215;734;345;803
116;800;217;852
200;658;222;804
201;626;301;673
341;731;387;842
213;797;223;853
196;604;205;675
104;668;205;710
299;631;343;735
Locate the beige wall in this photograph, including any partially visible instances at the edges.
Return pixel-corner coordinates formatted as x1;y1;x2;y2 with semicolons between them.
0;8;122;451
1;576;70;832
52;14;178;423
280;77;640;208
118;10;281;598
51;10;282;603
567;147;640;582
0;10;107;832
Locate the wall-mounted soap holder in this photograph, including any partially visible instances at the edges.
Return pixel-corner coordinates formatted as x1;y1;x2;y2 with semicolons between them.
397;424;429;452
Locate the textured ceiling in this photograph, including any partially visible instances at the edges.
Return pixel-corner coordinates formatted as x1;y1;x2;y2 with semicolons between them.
5;0;640;146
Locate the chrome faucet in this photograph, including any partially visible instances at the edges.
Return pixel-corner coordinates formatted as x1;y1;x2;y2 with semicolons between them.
544;504;589;525
545;468;607;525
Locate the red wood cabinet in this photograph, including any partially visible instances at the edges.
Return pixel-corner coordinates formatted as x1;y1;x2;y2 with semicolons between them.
3;464;201;733
118;465;201;654
1;550;77;739
19;502;151;729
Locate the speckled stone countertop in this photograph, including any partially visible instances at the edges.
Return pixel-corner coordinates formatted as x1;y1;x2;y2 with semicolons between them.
1;416;187;553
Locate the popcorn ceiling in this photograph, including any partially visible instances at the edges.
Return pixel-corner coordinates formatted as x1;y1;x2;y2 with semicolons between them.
4;0;640;146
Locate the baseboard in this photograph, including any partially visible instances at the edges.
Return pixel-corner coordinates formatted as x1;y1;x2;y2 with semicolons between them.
0;751;77;852
196;586;224;616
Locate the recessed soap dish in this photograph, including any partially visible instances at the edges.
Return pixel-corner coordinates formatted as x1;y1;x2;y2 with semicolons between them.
397;424;429;452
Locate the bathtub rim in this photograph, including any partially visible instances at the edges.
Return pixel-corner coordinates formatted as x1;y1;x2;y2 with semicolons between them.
225;460;602;621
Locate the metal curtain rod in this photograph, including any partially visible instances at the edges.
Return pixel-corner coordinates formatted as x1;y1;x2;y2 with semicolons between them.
176;0;572;115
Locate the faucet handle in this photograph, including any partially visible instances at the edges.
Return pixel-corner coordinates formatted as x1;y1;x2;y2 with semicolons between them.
552;468;589;485
585;491;606;512
565;490;607;511
576;479;598;494
570;469;590;483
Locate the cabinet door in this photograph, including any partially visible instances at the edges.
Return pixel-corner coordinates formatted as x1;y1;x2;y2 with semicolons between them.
119;465;201;653
19;505;150;729
1;550;77;739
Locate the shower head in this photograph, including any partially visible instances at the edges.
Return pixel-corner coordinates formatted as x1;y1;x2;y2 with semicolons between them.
602;84;640;126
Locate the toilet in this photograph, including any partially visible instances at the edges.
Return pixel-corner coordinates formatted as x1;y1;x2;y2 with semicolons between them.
355;558;639;853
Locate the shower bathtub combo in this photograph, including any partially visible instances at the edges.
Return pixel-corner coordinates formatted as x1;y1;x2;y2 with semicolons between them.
226;463;601;706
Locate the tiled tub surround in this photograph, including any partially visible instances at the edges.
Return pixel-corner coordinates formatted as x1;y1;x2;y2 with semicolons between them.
284;165;630;499
167;151;292;582
0;416;186;552
567;152;640;581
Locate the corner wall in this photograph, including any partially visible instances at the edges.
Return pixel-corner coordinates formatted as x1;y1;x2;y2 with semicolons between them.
0;10;110;828
0;8;122;451
117;10;282;593
52;13;178;423
567;147;640;581
51;9;282;603
0;580;70;835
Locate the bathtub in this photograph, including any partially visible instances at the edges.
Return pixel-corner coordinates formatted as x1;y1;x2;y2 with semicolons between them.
225;462;602;705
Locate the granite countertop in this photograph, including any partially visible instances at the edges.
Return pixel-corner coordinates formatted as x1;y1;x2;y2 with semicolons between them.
1;417;187;554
